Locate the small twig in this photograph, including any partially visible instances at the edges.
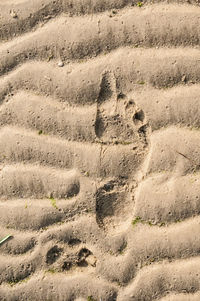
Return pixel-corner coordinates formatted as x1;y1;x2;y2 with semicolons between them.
175;150;190;160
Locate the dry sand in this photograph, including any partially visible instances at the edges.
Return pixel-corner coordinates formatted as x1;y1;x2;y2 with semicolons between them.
0;0;200;300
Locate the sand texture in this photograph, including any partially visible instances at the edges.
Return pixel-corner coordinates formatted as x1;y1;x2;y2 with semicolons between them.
0;0;200;300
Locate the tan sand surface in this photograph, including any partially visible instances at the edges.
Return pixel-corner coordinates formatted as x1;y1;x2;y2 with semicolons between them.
0;0;200;300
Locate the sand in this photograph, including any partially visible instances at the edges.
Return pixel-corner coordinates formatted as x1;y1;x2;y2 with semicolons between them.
0;0;200;300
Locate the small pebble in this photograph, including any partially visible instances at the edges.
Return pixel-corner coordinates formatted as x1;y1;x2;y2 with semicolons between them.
87;255;97;267
181;75;186;82
58;61;64;67
10;10;18;18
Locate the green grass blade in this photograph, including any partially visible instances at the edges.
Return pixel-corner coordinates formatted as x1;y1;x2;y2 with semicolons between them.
0;235;12;245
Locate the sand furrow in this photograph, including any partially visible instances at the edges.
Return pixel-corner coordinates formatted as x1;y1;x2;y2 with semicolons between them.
143;127;200;176
0;222;105;285
96;216;200;284
0;219;117;289
158;292;200;301
0;0;63;42
0;273;117;301
1;48;200;105
0;251;39;285
0;198;80;231
0;164;80;199
0;0;136;42
135;173;200;223
118;257;200;300
133;85;200;131
38;215;126;253
2;1;200;42
1;4;200;73
0;172;96;231
0;90;143;145
132;126;200;226
2;214;200;291
0;91;97;142
0;126;144;178
2;85;200;137
0;228;36;255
